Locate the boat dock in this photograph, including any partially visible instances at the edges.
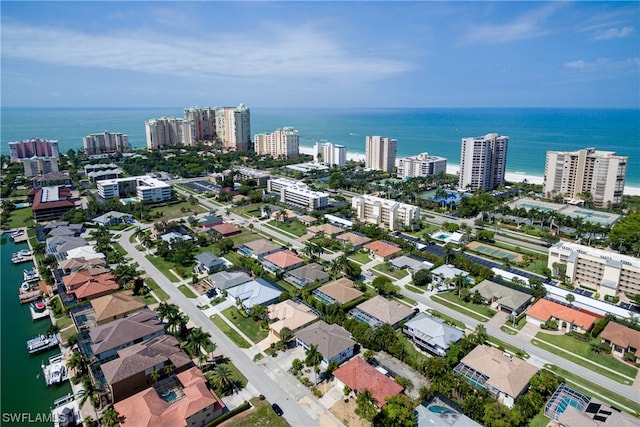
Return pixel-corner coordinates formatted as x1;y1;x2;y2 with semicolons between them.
19;287;43;304
42;354;69;386
27;334;59;354
50;393;82;427
12;250;34;264
30;300;50;320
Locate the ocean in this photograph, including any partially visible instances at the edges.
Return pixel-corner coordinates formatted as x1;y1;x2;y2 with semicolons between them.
0;237;72;425
1;107;639;187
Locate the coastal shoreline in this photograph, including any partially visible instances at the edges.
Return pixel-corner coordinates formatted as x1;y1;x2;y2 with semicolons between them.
299;145;640;196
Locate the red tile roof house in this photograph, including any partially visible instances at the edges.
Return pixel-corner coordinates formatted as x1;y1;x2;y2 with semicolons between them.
114;366;226;427
525;298;602;334
62;270;120;301
600;322;640;363
364;240;402;262
260;249;304;274
210;222;241;237
333;357;404;407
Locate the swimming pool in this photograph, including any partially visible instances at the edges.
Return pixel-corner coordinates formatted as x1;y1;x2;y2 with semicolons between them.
434;233;451;241
120;197;137;205
428;405;456;415
556;396;585;414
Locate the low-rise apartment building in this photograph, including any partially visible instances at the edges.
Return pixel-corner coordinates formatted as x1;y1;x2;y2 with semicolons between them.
267;177;329;210
97;175;172;202
396;152;447;179
351;194;420;231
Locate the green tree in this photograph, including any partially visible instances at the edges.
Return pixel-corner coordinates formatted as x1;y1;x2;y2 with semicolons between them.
412;269;432;287
150;369;160;383
374;394;416;427
305;344;323;385
100;406;120;427
279;327;293;343
186;327;213;366
209;363;236;395
356;388;379;421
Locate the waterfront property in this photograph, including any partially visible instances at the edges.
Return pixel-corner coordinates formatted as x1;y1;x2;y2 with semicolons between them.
114;366;226;427
333;357;403;407
458;133;508;192
268;300;319;339
403;312;465;357
62;270;119;301
284;263;330;289
365;135;397;172
349;295;416;329
313;277;364;306
295;320;356;368
396;152;447;179
90;292;146;326
469;280;533;315
600;321;640;363
454;345;537;409
351;194;420;232
9;138;60;161
254;127;300;159
525;298;601;333
30;186;76;222
97;175;172;202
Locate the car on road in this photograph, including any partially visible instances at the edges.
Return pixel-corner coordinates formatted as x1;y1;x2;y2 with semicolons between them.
271;403;283;416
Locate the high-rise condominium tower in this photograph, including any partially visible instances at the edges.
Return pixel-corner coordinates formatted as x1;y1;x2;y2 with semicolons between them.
215;104;251;152
184;107;217;142
459;133;508;192
254;127;299;159
145;117;195;150
365;136;397;172
9;138;60;162
83;131;130;155
543;148;627;207
314;142;346;166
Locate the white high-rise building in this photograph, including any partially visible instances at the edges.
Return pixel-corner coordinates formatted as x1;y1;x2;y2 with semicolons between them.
314;142;347;166
83;131;130;155
459;133;508;192
22;157;59;177
543;148;627;207
254;127;299;159
396;152;447;179
215;104;251;152
145;117;195;150
184;107;216;142
365;136;397;172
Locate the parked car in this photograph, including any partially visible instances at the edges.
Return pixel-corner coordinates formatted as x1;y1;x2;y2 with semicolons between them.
271;403;283;416
206;289;216;298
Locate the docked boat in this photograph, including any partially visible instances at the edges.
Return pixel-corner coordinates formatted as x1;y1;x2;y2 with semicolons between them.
27;334;59;354
51;393;82;427
23;268;40;282
42;354;68;386
10;229;24;239
12;249;34;264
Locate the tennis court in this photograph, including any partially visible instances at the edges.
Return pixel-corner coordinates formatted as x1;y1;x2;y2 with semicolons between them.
467;241;522;262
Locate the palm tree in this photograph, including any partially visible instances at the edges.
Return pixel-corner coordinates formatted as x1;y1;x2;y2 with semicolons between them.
443;243;455;264
355;388;378;421
305;344;323;385
473;324;488;345
100;407;120;427
328;257;345;279
262;204;272;219
454;273;467;297
210;363;235;395
150;369;160;383
156;302;178;325
67;349;88;378
164;363;175;377
186;327;213;366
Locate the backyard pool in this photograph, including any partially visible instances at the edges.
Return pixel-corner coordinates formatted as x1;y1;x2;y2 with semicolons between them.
429;405;456;415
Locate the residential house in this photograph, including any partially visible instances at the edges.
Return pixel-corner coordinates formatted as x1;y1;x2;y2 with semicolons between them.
600;322;640;363
336;232;372;249
87;309;165;362
416;396;482;427
159;232;193;245
454;345;538;408
390;255;434;272
65;246;106;262
209;271;252;291
270;209;297;222
46;235;88;256
284;263;330;289
431;264;469;289
364;240;402;261
46;223;83;237
91;211;134;227
295;320;357;368
261;249;304;274
226;278;282;311
210;223;241;237
114;367;226;427
101;335;193;402
349;295;416;328
237;238;282;259
59;257;107;275
298;215;318;226
62;270;120;301
333;357;403;407
403;313;465;357
307;223;344;238
197;214;223;229
313;277;364;306
90;291;146;326
469;280;533;315
194;252;226;275
526;298;601;333
268;300;318;339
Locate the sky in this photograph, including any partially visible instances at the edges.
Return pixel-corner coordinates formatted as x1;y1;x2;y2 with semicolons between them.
2;1;639;108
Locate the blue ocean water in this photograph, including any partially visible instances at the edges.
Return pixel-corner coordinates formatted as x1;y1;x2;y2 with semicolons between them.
1;107;638;186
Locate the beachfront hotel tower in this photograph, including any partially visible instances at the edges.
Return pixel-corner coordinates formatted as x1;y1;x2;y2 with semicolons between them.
315;141;347;166
543;148;627;208
145;117;195;150
254;127;300;159
184;107;217;142
9;138;60;162
396;152;447;179
215;104;251;152
83;131;130;155
365;136;397;172
458;133;508;192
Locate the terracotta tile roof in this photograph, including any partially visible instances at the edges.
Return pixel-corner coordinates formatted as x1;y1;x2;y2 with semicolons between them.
211;223;241;236
32;186;74;211
263;249;303;269
336;232;372;247
71;278;120;300
317;278;363;304
526;299;599;330
240;238;282;255
364;240;402;259
63;270;117;291
333;357;403;406
90;292;146;324
114;367;225;427
267;300;318;334
600;322;640;357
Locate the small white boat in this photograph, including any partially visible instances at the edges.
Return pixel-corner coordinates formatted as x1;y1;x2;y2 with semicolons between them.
42;354;68;386
20;282;31;292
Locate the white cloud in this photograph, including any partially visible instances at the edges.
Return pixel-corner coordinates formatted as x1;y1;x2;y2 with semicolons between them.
594;26;635;40
1;22;413;82
458;3;565;45
563;57;640;72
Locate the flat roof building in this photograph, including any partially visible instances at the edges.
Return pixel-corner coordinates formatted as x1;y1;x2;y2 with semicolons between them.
365;136;397;172
97;175;172;202
83;131;130;155
396;152;447;179
254;127;299;159
459;133;508;192
315;141;347;166
352;194;420;231
267;177;329;210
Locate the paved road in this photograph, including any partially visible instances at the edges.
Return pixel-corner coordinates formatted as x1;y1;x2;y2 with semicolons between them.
118;228;320;427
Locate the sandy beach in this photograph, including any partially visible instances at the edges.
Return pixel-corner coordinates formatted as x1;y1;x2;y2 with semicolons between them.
299;145;640;196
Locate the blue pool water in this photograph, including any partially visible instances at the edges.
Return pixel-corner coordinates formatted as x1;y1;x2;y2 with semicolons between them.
557;397;584;414
314;293;333;305
429;405;456;415
161;390;178;402
435;233;451;240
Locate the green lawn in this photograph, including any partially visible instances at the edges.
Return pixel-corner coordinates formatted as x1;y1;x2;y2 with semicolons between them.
395;330;430;367
372;262;410;280
230;203;264;218
230;229;263;246
542;365;640;416
6;207;35;229
225;398;291;427
111;241;128;257
143;294;158;305
146;278;169;301
150;200;206;221
431;292;496;320
178;285;198;298
427;309;466;330
222;251;245;267
210;315;251;348
222;306;269;343
533;332;637;384
405;284;425;294
486;336;528;358
528;410;550;427
266;220;309;237
275;280;296;294
205;361;249;398
394;294;417;306
500;325;518;335
145;255;181;282
349;251;371;265
54;313;73;330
